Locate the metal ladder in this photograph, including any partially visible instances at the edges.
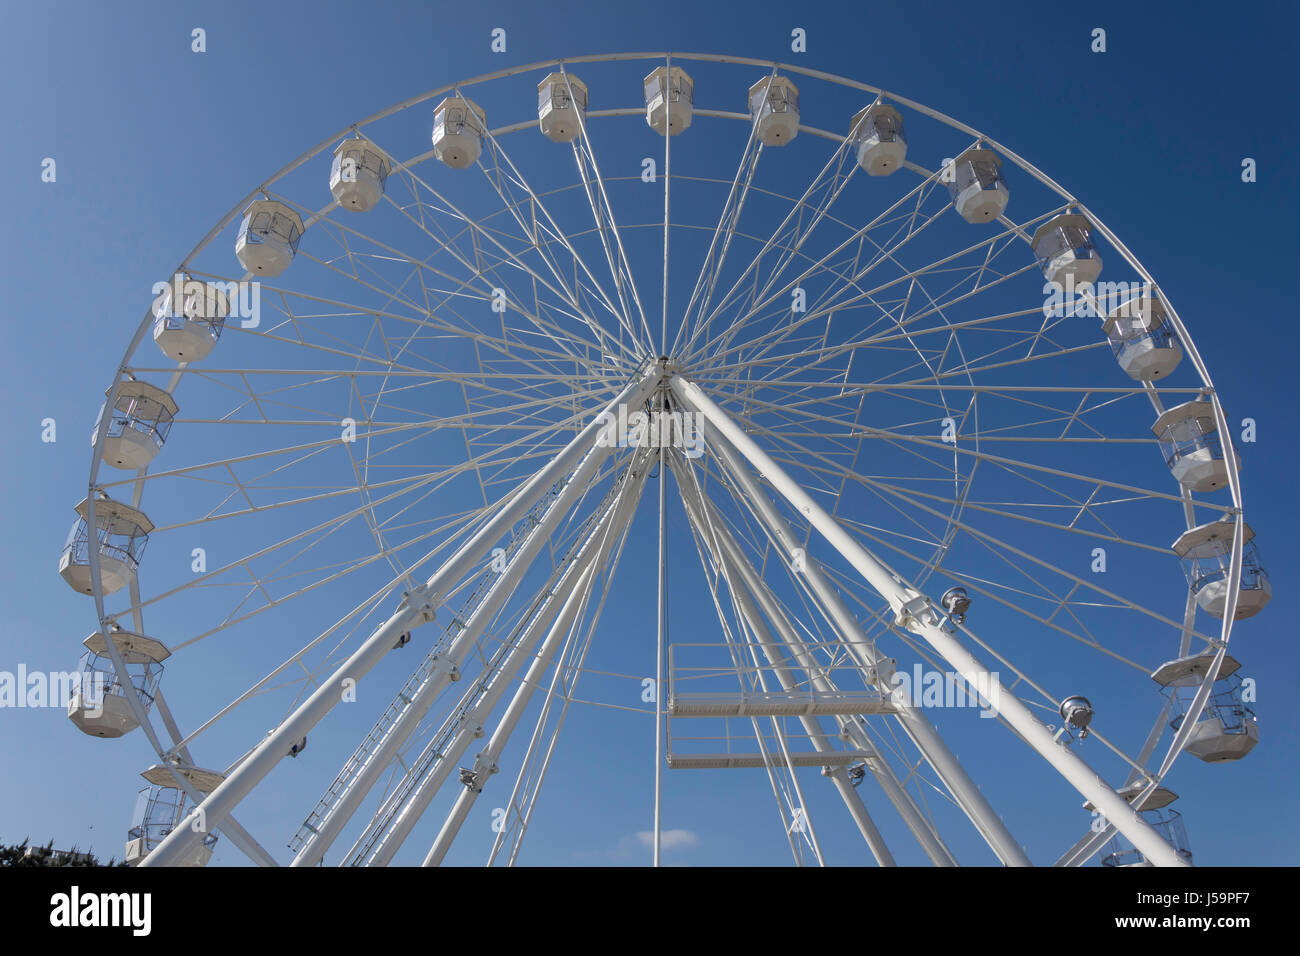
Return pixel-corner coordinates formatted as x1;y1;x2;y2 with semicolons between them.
340;471;627;865
287;479;568;857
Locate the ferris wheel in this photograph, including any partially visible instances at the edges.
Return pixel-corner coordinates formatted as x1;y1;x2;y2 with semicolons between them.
60;53;1269;868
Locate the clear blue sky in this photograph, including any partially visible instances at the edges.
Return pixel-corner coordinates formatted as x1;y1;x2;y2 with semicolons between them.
1;0;1297;867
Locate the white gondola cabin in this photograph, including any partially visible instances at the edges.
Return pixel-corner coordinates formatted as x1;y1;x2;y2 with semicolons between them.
125;786;217;867
93;380;177;471
235;200;303;277
329;137;390;212
538;72;587;143
432;96;487;169
1032;213;1103;287
1151;400;1238;493
946;147;1010;223
1102;294;1182;381
152;275;230;363
68;630;168;738
1151;652;1258;762
1172;518;1271;620
644;66;693;136
1102;808;1193;867
851;103;906;176
58;497;153;596
747;76;799;146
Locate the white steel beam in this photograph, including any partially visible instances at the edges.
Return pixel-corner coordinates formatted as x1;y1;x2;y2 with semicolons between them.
676;456;958;864
421;560;600;866
672;375;1190;867
676;444;960;863
291;402;644;867
673;458;951;861
141;369;660;867
421;452;649;866
359;453;650;865
678;392;1004;864
671;456;895;866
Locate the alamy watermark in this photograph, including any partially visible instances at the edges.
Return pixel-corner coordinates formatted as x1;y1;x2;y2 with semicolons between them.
152;274;261;329
887;663;1000;718
50;886;151;936
1042;275;1155;321
0;665;108;716
595;406;704;459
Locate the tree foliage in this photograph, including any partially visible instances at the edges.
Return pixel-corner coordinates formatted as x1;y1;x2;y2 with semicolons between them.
0;838;126;867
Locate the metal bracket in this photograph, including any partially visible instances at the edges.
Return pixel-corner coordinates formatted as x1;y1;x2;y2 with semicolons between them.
895;592;943;634
399;582;438;623
866;656;897;690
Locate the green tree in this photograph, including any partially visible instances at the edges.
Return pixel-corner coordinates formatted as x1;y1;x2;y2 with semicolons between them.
0;838;126;867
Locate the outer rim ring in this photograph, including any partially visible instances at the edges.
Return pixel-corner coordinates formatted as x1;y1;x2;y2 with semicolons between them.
79;52;1246;866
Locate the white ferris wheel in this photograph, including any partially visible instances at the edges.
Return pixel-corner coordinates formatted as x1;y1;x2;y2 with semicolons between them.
60;53;1269;868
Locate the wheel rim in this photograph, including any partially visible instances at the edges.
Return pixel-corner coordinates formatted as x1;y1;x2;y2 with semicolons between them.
73;53;1257;867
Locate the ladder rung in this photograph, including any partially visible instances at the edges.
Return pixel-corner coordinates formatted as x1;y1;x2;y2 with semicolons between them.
668;691;897;717
666;751;874;770
294;482;575;855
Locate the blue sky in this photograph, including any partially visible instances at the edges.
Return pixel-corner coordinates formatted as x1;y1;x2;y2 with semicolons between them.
1;0;1298;867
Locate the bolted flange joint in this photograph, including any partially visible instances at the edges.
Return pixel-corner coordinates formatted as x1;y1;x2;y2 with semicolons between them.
398;582;438;623
895;592;944;634
866;656;897;690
